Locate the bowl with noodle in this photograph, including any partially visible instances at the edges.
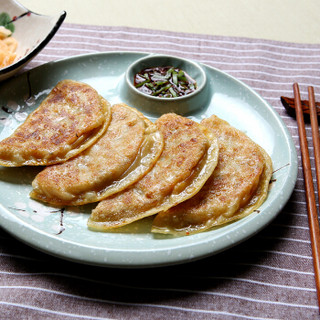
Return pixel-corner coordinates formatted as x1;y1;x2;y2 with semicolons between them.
0;0;66;82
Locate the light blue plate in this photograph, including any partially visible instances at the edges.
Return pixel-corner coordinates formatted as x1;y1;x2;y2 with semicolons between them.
0;52;298;268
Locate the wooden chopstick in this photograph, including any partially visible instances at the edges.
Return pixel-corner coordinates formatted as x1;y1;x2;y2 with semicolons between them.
308;85;320;312
293;83;320;312
309;86;320;198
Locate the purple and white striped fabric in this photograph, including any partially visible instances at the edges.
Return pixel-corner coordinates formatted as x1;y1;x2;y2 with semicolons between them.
1;23;320;320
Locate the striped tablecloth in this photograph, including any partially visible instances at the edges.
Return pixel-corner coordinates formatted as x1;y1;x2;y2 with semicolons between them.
1;23;320;320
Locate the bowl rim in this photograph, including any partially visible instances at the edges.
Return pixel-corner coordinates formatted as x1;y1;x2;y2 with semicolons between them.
125;53;207;102
0;6;66;77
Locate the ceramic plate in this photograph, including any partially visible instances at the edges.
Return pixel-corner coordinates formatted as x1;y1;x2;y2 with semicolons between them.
0;52;298;268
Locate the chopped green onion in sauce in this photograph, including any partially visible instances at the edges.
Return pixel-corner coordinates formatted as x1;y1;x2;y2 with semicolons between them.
134;66;197;98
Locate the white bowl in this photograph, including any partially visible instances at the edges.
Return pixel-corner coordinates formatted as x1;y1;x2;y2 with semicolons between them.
0;0;66;82
122;54;209;116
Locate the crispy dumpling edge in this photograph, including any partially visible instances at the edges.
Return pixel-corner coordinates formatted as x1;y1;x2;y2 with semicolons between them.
87;121;220;231
151;130;273;236
0;95;112;167
30;103;164;206
52;96;112;164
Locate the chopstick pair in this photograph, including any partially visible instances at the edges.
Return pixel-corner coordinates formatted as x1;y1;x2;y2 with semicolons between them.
293;83;320;312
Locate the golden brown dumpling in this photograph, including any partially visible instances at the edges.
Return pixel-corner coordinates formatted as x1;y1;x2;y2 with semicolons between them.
152;114;273;236
88;113;219;231
0;80;111;166
30;103;164;206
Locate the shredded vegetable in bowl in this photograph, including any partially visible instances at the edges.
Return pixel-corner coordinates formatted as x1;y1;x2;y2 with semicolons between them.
134;66;197;98
0;13;18;69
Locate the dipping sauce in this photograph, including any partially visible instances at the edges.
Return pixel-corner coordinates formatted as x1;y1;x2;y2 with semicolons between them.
134;66;197;98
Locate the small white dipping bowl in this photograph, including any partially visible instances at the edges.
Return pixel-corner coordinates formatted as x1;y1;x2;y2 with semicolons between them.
122;54;209;116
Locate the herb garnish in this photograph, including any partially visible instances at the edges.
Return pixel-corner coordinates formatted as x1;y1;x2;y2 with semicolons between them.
134;66;197;98
0;12;15;33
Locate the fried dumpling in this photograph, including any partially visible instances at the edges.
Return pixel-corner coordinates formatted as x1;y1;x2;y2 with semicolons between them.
30;103;164;206
88;113;219;231
0;80;111;166
152;114;273;236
